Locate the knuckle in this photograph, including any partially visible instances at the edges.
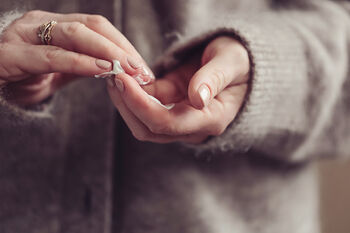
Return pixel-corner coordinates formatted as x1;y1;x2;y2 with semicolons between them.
69;54;84;73
65;22;85;35
45;48;60;61
86;15;108;26
0;42;10;53
23;10;44;19
11;23;26;40
70;53;83;64
210;68;227;93
45;48;62;69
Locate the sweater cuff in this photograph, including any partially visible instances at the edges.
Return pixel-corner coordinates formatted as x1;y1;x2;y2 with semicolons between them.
154;15;308;159
0;10;23;38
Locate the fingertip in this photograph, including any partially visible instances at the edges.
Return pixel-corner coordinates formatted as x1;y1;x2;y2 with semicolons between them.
189;83;211;110
188;82;201;110
189;91;203;109
95;59;112;70
197;84;211;108
188;72;211;109
115;72;149;105
117;72;139;89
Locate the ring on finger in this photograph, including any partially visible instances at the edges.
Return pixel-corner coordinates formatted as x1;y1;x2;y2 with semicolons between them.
37;20;57;45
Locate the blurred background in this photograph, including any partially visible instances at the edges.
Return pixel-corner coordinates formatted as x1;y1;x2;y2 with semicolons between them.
319;159;350;233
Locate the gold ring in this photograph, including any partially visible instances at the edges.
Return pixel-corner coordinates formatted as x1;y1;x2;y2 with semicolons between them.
37;20;57;45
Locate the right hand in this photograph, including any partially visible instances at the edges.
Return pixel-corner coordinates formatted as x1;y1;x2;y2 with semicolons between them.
0;10;153;106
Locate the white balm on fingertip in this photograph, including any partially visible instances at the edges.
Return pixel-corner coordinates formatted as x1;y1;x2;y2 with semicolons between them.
94;60;124;79
147;94;175;110
95;60;175;110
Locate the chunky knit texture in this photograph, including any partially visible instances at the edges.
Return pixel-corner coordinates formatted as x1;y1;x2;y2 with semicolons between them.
0;0;350;233
0;11;22;36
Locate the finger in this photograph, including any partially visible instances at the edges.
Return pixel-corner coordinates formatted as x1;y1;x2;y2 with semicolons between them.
58;14;141;60
0;43;111;80
170;84;247;136
5;73;84;106
5;73;56;106
110;72;172;129
61;14;155;81
110;72;234;136
108;85;163;142
141;77;186;104
188;38;249;109
111;72;205;135
21;22;153;84
107;83;206;143
141;56;200;103
18;11;142;62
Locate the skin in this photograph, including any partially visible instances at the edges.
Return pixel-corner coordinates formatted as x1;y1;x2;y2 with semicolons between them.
0;10;250;144
0;10;152;106
108;36;250;144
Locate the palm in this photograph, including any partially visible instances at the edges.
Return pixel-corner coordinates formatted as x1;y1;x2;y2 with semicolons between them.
107;36;249;143
4;73;77;106
143;55;201;105
141;52;247;135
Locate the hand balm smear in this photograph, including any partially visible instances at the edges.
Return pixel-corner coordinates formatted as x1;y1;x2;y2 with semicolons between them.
95;60;175;110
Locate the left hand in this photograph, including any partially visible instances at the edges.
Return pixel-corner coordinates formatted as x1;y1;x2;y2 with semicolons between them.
108;36;250;144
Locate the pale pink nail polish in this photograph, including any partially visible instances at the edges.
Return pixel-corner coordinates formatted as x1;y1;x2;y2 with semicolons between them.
106;77;115;87
114;78;124;92
95;59;112;70
127;57;141;69
132;74;151;86
141;66;154;79
198;84;210;107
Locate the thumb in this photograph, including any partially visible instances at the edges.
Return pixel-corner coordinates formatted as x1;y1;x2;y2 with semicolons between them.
188;39;249;109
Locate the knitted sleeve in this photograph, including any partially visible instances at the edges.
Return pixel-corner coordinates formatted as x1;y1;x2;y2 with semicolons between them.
154;0;350;162
0;10;23;38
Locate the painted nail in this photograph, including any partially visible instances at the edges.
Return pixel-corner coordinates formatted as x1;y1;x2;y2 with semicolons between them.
127;57;141;69
141;66;154;79
106;77;115;87
114;78;124;92
133;74;151;85
198;84;210;107
96;59;112;70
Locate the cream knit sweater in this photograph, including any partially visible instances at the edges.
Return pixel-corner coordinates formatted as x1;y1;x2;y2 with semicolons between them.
0;0;350;233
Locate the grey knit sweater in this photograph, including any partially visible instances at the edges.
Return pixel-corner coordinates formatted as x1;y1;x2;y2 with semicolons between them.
0;0;349;233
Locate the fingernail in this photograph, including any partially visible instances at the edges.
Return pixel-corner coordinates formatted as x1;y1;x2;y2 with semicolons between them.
127;57;141;69
133;74;151;86
114;77;124;92
198;84;211;107
106;77;115;87
141;66;155;80
96;59;112;70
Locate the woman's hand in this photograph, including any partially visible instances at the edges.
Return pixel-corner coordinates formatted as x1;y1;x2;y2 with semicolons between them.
108;36;250;144
0;10;153;106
